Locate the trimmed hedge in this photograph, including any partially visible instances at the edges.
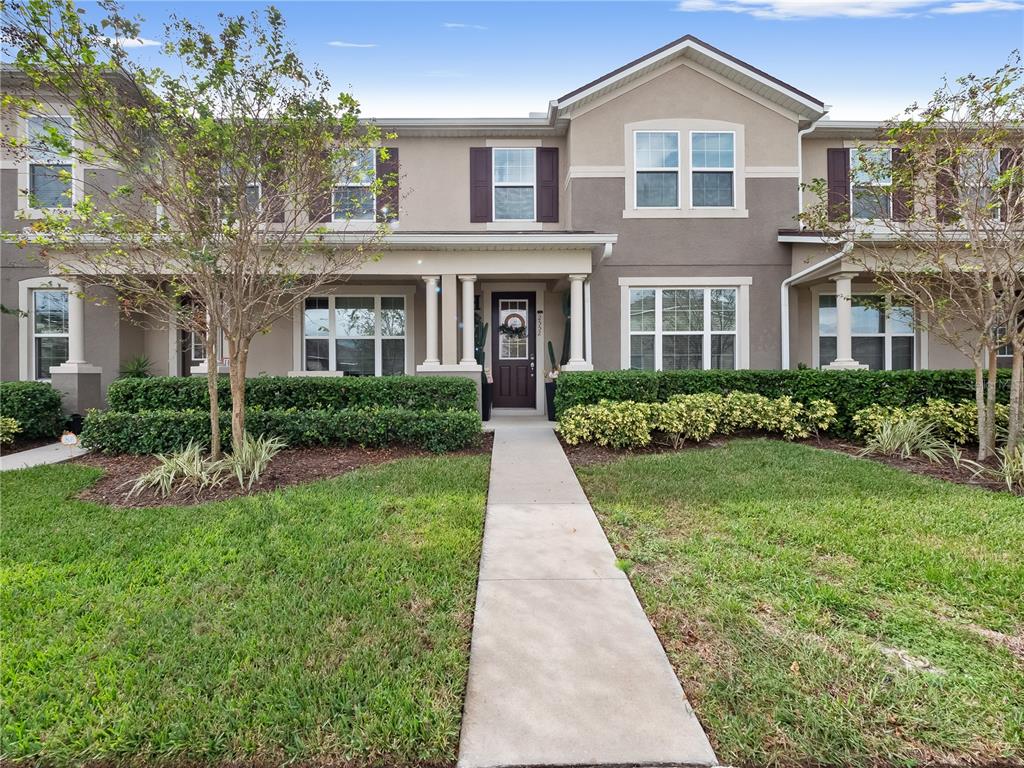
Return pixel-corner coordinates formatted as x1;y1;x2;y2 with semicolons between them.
106;375;479;414
553;369;1011;436
0;381;65;439
81;407;482;455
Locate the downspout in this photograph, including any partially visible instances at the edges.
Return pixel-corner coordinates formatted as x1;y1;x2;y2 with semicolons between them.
796;113;826;228
780;242;853;369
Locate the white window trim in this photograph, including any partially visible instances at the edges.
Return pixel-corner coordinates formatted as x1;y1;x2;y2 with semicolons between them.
492;147;537;222
291;285;415;376
689;130;736;210
18;276;72;381
812;286;918;370
17;114;83;219
618;277;751;370
634;130;681;210
623;119;748;219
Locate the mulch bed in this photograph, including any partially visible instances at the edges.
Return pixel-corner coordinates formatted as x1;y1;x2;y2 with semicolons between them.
807;436;1009;494
74;433;493;509
559;432;1013;494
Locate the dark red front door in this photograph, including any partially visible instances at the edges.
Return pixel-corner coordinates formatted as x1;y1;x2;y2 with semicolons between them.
491;292;536;408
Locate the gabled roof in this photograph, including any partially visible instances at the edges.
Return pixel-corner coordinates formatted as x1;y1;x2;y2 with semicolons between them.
554;34;826;121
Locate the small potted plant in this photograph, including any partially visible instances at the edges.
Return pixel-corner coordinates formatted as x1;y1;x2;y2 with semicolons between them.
545;340;559;421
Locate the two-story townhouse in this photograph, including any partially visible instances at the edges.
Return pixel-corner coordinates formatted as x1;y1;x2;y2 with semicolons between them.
0;36;984;417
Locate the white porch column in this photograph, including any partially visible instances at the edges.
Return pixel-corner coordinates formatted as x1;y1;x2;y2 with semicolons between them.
460;275;477;365
66;285;86;364
825;272;867;370
422;275;440;367
440;274;458;366
562;274;592;371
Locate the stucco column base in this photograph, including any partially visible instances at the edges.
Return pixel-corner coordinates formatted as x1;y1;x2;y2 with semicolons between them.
50;363;103;415
824;359;869;371
561;361;594;372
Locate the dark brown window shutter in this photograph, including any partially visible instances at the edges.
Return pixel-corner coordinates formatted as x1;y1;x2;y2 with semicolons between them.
307;149;333;224
536;147;559;223
1000;148;1019;223
263;157;287;224
891;148;911;222
469;147;492;223
826;148;851;221
935;150;958;223
376;147;399;223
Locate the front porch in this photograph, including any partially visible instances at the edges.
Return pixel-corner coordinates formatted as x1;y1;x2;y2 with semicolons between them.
30;232;615;415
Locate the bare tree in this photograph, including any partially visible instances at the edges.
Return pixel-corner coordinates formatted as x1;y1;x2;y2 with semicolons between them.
1;0;397;456
802;54;1023;459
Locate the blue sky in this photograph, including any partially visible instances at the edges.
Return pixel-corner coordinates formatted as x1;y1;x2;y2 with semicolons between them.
107;1;1023;119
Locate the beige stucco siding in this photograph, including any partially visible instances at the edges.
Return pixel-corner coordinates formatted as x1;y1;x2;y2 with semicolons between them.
389;135;568;231
567;61;798;168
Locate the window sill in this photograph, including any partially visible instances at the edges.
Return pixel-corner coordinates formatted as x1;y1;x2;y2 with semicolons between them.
16;206;76;220
622;208;749;219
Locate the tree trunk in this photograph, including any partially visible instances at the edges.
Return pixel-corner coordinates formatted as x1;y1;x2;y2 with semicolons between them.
228;338;249;455
975;357;990;461
1009;340;1023;453
986;344;999;457
205;324;221;460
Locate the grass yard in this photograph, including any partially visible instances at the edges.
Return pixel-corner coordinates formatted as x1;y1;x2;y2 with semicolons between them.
575;439;1024;768
1;454;489;766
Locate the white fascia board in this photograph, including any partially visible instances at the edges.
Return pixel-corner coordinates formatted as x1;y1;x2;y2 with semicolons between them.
556;39;825;119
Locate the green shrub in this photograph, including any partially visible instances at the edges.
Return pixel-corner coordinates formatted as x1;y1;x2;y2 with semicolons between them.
81;407;482;454
852;398;1008;445
650;393;724;448
554;369;1010;436
106;375;478;413
0;416;21;445
0;381;64;439
559;394;838;449
559;400;656;449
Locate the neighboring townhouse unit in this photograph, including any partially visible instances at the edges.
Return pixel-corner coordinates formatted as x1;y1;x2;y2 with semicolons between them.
0;36;989;415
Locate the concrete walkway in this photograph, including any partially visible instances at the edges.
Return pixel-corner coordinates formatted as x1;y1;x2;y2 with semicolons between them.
458;417;717;768
0;442;88;471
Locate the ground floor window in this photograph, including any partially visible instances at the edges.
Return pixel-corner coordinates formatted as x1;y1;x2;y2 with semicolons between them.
818;294;914;370
303;295;406;375
32;288;69;379
628;286;737;370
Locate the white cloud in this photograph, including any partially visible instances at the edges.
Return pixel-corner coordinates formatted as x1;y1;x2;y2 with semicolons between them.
106;36;160;48
442;22;488;30
327;41;377;48
676;0;1023;17
936;0;1024;11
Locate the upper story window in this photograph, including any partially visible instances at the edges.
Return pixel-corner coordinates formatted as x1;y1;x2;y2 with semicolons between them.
493;148;536;221
850;148;892;219
818;294;913;370
27;116;73;209
960;150;1002;218
334;149;376;222
691;132;735;208
32;289;69;379
635;131;680;208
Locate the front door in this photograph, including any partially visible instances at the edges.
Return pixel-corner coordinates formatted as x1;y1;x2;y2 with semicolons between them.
491;292;536;408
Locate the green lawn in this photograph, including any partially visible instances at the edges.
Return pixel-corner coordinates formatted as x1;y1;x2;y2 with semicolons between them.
1;455;489;766
575;440;1024;768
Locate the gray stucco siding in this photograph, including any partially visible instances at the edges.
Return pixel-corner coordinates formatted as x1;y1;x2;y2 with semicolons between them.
571;177;797;371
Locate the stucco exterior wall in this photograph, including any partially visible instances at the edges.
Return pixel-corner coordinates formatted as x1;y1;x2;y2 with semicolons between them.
572;177;796;370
